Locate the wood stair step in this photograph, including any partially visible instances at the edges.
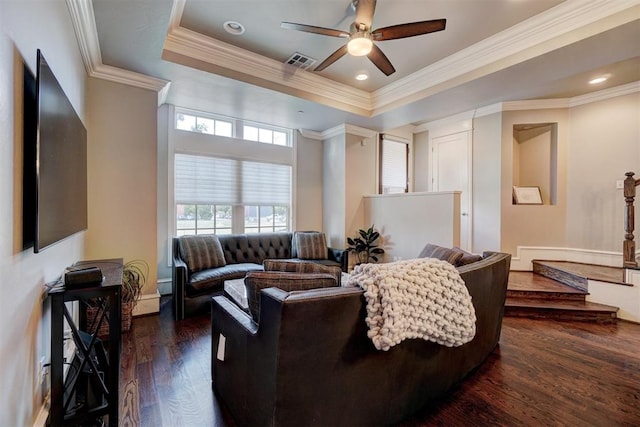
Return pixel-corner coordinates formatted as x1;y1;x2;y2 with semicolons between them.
532;261;588;291
505;271;618;323
505;297;618;323
507;271;586;301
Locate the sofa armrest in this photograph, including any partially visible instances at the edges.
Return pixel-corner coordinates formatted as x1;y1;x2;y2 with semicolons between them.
172;238;188;320
212;295;258;335
328;247;348;272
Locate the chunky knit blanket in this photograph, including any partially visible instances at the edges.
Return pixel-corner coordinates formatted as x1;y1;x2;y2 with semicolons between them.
346;258;476;351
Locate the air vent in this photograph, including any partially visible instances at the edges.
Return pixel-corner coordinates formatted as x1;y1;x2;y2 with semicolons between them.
285;52;317;70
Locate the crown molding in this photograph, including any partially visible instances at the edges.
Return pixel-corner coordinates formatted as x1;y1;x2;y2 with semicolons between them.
371;0;640;116
414;110;475;135
163;27;373;115
69;0;639;115
319;124;378;140
66;0;171;106
569;81;640;107
502;99;571;111
415;80;640;132
161;0;639;117
297;129;323;141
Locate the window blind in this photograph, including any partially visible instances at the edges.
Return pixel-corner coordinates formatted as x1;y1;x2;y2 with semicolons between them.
175;153;291;205
381;138;408;193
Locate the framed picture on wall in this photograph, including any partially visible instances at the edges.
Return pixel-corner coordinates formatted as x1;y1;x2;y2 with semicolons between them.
513;186;543;205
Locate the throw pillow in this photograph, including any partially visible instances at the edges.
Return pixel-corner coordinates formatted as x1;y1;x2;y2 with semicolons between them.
417;243;464;266
244;271;337;322
291;231;321;258
178;235;226;273
295;232;328;260
263;259;342;285
452;246;483;266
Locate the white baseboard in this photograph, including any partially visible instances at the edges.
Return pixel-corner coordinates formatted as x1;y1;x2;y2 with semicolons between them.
510;246;625;271
133;290;160;316
157;277;172;296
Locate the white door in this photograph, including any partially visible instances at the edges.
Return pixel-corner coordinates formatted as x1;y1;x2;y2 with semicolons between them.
430;131;472;251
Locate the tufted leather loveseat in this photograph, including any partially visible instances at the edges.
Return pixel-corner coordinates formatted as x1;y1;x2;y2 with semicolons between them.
172;232;346;319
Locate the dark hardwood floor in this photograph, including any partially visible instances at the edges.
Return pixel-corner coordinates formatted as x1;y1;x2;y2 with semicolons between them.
120;297;640;426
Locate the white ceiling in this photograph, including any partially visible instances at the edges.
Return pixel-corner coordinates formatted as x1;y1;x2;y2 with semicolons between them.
87;0;640;132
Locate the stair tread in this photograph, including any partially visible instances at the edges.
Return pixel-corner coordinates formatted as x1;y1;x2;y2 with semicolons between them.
508;271;586;294
533;260;631;286
505;297;618;312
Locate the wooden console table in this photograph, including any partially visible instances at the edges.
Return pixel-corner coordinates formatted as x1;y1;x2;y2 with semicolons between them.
48;259;123;426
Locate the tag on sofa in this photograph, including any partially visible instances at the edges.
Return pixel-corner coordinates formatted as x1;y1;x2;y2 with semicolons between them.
217;334;226;361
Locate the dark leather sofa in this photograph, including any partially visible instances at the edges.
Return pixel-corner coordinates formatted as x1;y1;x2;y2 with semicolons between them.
172;232;347;320
211;251;511;426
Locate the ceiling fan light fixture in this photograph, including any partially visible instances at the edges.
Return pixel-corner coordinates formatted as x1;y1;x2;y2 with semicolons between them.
347;33;373;56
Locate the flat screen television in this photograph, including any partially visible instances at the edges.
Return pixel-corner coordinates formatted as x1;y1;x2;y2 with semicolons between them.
23;50;88;253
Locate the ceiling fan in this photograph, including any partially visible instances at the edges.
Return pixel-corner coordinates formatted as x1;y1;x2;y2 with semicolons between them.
281;0;446;76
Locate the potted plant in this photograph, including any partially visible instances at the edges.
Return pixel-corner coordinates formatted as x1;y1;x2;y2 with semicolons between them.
87;259;148;336
120;259;148;331
346;225;385;266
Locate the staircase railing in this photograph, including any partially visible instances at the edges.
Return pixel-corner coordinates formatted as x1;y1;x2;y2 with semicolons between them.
623;172;640;268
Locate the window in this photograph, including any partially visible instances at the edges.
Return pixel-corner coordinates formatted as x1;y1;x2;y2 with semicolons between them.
175;108;291;146
243;124;289;146
176;112;233;137
176;204;232;235
174;154;291;235
380;136;408;194
244;205;289;233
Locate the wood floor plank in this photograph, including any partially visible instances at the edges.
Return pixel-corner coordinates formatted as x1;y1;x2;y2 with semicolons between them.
120;297;640;426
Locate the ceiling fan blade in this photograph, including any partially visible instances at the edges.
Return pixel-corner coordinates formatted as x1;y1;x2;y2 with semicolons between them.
281;22;350;38
314;44;349;72
372;19;446;41
354;0;377;29
367;44;395;76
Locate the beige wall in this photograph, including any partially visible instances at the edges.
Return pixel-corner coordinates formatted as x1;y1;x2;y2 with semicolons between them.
472;113;502;252
323;133;346;247
323;130;378;249
566;92;640;252
413;130;430;192
295;132;323;231
157;105;171;282
365;192;461;261
0;1;88;425
501;109;569;255
85;78;159;293
345;132;378;240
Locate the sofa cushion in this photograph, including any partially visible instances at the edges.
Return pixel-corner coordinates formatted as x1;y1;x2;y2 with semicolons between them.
186;263;263;297
452;247;483;266
294;232;328;260
179;235;226;273
418;243;464;266
244;271;338;321
263;259;342;285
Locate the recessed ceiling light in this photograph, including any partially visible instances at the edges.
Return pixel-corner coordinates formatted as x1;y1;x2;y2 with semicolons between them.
589;75;609;85
355;73;368;81
223;21;245;35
